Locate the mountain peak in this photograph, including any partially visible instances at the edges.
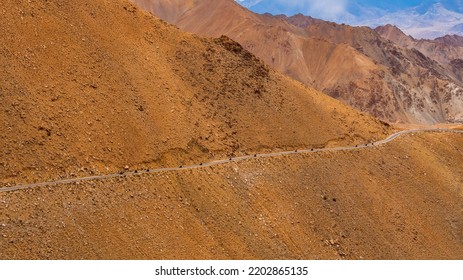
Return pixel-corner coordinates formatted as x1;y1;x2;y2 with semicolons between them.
375;24;415;41
286;13;325;28
135;0;463;124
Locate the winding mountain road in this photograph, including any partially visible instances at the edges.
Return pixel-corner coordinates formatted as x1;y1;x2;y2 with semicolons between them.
1;128;462;193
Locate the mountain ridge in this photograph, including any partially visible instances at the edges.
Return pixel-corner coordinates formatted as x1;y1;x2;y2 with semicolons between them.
133;0;463;124
0;0;390;186
2;0;463;260
238;0;463;39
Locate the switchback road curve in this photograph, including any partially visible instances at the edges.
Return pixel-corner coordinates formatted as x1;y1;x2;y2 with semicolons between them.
1;129;462;193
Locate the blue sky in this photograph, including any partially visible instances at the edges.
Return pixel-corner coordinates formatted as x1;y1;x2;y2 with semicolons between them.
237;0;463;38
239;0;463;18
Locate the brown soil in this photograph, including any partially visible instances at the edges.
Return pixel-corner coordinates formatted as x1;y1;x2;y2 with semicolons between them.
1;132;462;259
2;0;461;260
0;0;391;188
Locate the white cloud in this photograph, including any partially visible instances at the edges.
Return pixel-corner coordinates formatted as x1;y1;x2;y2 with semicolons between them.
267;0;349;19
309;0;348;19
236;0;265;7
237;0;355;21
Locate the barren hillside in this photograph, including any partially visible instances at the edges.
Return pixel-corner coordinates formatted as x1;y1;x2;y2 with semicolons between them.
1;0;462;261
0;1;390;188
376;25;463;66
132;0;463;124
2;132;463;259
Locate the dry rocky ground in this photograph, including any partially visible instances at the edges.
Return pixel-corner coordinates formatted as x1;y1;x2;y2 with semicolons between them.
0;0;390;188
1;133;462;259
1;0;462;260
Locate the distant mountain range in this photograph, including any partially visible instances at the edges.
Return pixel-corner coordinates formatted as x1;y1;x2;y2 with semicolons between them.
134;0;463;124
237;0;463;39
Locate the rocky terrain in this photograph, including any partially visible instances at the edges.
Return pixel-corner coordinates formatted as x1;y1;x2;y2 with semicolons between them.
376;24;463;66
132;0;463;124
0;0;391;189
2;132;463;259
1;0;462;260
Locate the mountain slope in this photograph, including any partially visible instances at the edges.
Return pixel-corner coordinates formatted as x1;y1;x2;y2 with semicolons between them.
133;0;463;124
360;3;463;39
0;0;390;187
2;132;463;259
376;24;463;65
2;0;463;261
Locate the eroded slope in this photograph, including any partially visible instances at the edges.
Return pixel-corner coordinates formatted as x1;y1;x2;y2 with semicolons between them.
0;0;390;187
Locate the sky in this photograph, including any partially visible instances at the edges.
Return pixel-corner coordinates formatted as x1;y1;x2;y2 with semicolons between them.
239;0;351;20
236;0;463;38
238;0;463;15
